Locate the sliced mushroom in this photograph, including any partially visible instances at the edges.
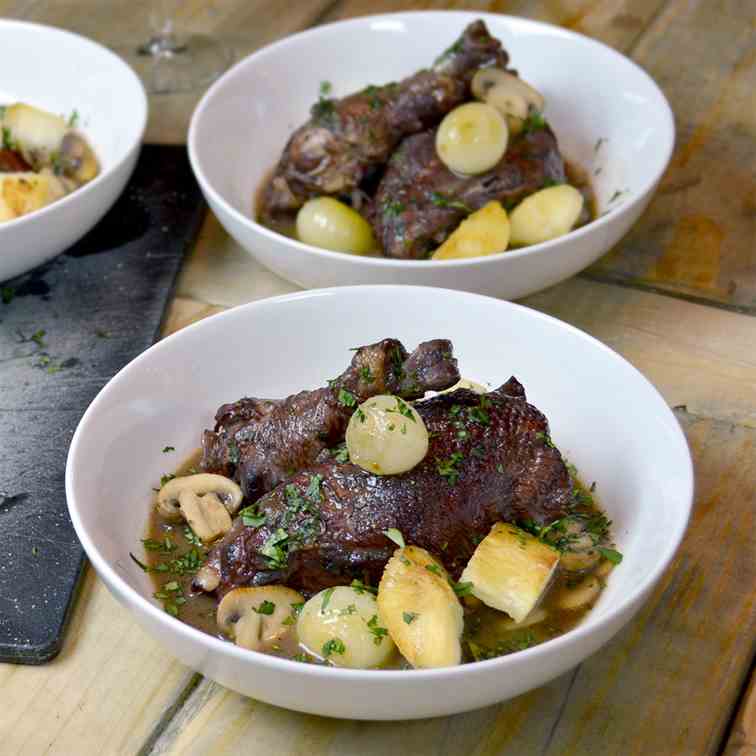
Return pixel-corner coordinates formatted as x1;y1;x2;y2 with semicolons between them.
156;473;243;521
554;575;602;611
193;564;221;592
178;490;231;543
59;132;99;184
471;69;545;136
217;586;305;652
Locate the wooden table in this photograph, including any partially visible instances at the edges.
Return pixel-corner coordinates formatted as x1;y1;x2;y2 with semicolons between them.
1;1;754;754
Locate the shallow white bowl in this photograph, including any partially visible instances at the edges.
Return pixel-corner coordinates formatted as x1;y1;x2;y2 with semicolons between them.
66;286;692;720
189;11;674;299
0;20;147;282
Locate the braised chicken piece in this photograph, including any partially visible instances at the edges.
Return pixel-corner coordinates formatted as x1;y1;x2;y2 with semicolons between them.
201;378;573;597
372;126;566;259
260;20;509;220
201;338;460;501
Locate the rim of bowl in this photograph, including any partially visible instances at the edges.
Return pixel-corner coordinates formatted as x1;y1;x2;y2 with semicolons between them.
188;10;675;269
0;19;148;233
66;285;694;682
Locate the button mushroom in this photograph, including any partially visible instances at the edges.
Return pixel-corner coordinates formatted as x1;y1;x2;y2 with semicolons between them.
156;473;243;543
471;69;545;136
59;131;99;184
217;586;305;652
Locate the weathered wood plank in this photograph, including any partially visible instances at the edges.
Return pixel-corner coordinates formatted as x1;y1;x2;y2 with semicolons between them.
724;671;756;756
141;412;756;755
0;568;195;755
584;0;756;312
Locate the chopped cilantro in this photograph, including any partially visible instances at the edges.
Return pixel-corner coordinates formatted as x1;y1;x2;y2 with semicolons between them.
322;638;346;658
321;587;335;612
535;431;555;448
366;615;388;645
162;445;175;453
523;112;547;134
183;526;203;548
30;329;46;348
384;528;405;548
360;365;374;382
429;191;472;213
337;388;357;407
350;579;377;595
452;581;474;597
260;528;289;568
425;563;442;576
239;505;266;528
254;600;276;615
597;547;623;565
319;81;332;97
159;473;176;488
383;199;405;218
331;443;350;463
387;397;416;422
403;611;419;624
436;452;464;484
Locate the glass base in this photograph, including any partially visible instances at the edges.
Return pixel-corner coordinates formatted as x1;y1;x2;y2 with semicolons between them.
116;34;232;95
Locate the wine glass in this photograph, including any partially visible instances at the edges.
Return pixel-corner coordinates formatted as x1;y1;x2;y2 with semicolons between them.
118;0;233;94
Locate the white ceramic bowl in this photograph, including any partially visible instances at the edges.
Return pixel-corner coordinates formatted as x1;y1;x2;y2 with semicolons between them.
0;20;147;282
66;286;693;720
188;11;674;299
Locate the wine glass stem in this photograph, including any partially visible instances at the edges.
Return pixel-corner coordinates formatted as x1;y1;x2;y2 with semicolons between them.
137;0;186;57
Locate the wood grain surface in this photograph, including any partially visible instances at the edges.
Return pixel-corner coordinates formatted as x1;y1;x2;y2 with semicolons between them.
0;0;754;753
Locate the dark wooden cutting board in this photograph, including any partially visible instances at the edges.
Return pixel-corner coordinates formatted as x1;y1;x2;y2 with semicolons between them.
0;145;206;663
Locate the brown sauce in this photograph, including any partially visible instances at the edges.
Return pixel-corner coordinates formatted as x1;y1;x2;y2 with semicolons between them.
141;449;617;668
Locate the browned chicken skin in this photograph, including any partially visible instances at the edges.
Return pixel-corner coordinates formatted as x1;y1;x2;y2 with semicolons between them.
372;126;566;259
201;378;573;597
260;20;510;219
201;338;460;501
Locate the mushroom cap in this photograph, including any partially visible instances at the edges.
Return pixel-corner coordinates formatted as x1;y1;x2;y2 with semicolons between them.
156;473;243;521
216;586;304;651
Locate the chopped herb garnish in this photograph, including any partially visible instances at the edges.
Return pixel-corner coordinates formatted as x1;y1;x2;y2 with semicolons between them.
523;112;547;134
319;81;332;97
183;526;203;548
542;177;564;188
331;443;350;463
452;581;474;597
337;388;357;407
609;189;627;203
383;199;405;218
1;286;15;305
429;191;472;213
305;473;323;503
293;652;310;663
30;329;46;348
384;528;406;548
594;137;606;152
321;587;335;612
67;109;79;128
159;473;176;488
260;528;289;568
437;452;464;484
387;397;416;422
355;407;367;423
239;505;266;528
141;537;176;554
322;638;346;658
403;611;419;624
2;126;14;150
467;404;490;425
254;600;276;615
340;604;358;616
425;563;442;576
360;365;374;382
535;431;555;448
366;614;388;645
350;579;377;595
597;547;623;565
162;445;175;453
227;440;241;465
